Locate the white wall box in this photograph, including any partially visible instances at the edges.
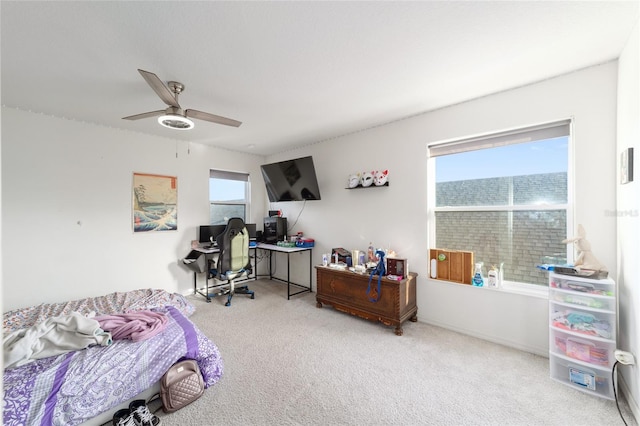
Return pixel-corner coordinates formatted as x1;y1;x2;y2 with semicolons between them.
548;272;616;399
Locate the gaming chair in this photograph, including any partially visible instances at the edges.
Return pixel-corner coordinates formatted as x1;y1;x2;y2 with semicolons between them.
212;217;255;306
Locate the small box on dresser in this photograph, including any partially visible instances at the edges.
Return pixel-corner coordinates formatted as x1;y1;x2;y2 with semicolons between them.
315;266;417;335
548;271;616;399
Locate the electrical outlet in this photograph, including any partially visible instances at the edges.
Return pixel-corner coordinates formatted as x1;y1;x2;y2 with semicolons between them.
615;350;636;365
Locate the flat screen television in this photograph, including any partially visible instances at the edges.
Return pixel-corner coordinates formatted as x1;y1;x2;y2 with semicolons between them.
260;156;322;202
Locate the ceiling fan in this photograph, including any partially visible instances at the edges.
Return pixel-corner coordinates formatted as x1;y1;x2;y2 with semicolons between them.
122;69;242;130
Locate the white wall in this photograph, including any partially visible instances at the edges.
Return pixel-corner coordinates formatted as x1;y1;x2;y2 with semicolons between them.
268;61;619;356
616;17;640;420
2;60;622;360
1;109;267;311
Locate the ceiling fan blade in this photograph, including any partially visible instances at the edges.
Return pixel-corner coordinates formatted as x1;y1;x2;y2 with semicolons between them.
186;109;242;127
138;69;180;108
122;110;165;120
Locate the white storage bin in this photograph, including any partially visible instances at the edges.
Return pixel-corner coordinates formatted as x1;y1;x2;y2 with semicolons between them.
549;353;614;400
550;328;615;368
548;272;616;400
549;302;615;341
549;273;615;297
549;287;616;312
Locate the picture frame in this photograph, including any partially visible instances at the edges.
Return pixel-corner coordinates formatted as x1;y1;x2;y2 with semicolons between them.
132;172;178;232
620;147;634;185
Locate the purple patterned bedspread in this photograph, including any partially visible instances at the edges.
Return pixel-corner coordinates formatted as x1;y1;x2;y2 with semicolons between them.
3;291;223;426
3;288;196;334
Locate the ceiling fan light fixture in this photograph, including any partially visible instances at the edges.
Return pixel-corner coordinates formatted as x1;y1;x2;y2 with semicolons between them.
157;114;194;130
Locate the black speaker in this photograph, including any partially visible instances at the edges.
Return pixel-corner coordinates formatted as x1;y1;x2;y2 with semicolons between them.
256;230;263;242
263;217;287;243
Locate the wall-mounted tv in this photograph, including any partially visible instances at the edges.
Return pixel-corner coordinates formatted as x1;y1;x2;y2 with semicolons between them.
260;156;322;202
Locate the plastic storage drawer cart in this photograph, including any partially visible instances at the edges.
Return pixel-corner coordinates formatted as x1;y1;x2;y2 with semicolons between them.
548;272;616;399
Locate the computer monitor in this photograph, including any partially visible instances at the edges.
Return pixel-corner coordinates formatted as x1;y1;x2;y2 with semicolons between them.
245;223;257;240
199;222;256;245
198;225;227;245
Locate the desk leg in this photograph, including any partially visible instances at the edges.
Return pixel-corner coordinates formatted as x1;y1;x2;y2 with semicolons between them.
252;247;257;281
309;249;312;293
205;265;210;302
287;252;291;300
269;250;273;279
194;270;212;303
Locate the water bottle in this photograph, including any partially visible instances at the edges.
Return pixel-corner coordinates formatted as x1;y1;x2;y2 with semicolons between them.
472;263;484;287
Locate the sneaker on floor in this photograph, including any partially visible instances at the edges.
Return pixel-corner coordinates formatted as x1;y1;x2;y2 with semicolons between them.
112;408;138;426
129;399;161;426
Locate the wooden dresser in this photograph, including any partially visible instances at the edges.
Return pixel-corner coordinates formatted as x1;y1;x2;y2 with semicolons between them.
315;266;417;335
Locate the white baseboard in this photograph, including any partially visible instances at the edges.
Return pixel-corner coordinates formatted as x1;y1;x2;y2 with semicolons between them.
419;318;548;357
618;371;639;424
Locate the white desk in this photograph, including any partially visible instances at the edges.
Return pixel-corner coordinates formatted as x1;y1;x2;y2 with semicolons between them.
189;243;312;301
255;243;313;300
191;246;257;302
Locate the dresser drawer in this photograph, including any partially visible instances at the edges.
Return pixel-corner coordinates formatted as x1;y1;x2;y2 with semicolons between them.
317;271;399;317
315;266;417;335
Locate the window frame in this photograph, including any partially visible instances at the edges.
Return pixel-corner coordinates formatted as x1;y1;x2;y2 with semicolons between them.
427;119;574;294
209;169;251;225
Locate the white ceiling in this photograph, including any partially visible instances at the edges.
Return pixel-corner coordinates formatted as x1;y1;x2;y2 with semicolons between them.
2;1;638;156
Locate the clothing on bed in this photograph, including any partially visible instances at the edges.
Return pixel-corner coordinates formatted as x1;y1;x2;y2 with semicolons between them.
3;288;195;335
95;310;168;342
3;312;112;369
3;291;224;426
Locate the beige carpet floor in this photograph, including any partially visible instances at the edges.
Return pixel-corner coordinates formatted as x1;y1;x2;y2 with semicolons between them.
151;279;636;426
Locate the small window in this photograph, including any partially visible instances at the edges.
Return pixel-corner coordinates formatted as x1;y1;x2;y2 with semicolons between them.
209;170;250;225
428;120;572;287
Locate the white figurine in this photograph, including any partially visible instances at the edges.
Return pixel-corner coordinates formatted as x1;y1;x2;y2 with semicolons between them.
562;224;607;272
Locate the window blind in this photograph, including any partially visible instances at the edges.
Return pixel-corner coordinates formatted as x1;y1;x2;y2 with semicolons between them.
428;119;571;157
210;169;249;182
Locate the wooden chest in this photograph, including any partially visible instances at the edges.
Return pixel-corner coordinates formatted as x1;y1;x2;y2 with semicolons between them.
315;266;417;335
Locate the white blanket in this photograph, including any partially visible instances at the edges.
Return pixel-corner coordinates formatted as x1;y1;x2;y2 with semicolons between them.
3;311;111;369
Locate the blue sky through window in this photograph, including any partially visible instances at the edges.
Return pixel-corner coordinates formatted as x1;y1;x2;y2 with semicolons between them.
435;137;568;182
210;178;245;201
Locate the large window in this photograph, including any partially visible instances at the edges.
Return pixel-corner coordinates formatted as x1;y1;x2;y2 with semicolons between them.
428;120;572;287
209;170;250;225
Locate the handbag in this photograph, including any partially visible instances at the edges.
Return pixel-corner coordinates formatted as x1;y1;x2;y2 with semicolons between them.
160;359;205;413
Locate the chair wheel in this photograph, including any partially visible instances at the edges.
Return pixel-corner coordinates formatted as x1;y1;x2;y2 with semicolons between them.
225;301;231;307
251;294;255;299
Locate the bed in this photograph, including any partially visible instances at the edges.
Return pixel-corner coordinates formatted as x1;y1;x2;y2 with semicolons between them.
3;289;223;426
